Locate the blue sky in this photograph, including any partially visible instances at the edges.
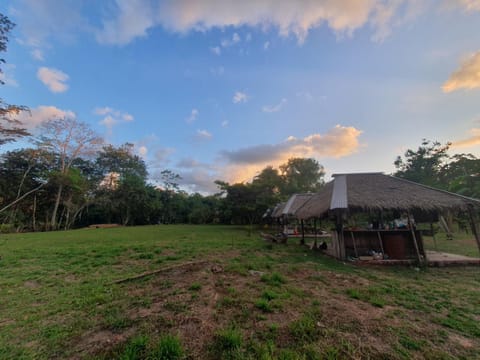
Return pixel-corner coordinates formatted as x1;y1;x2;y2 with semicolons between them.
2;0;480;193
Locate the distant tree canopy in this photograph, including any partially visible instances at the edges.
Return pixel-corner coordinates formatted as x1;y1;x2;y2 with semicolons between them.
214;157;325;225
394;139;480;198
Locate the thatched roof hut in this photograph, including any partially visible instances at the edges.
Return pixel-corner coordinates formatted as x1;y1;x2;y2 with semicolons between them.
294;173;480;261
296;173;480;219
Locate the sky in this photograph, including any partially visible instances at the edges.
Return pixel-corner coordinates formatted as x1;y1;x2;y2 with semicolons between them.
1;0;480;194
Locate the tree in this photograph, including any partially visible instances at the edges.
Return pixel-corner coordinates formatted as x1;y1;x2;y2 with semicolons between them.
394;139;450;188
279;157;325;195
441;153;480;198
35;117;103;229
0;13;29;147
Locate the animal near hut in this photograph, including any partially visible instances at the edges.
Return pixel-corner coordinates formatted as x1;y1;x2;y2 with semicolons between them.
294;172;480;263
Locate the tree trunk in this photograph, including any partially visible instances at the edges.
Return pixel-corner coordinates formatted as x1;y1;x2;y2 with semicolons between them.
32;194;37;232
51;183;63;230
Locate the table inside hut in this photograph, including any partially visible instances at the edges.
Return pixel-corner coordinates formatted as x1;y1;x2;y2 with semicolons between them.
343;229;425;260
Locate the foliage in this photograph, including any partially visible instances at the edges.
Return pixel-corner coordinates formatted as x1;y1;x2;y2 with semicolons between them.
394;139;450;188
0;13;29;147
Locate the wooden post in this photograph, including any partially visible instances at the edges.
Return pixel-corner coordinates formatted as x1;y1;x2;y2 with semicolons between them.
350;231;358;257
376;231;385;255
313;218;318;249
300;219;305;245
336;210;346;260
467;207;480;255
408;214;423;264
430;223;438;251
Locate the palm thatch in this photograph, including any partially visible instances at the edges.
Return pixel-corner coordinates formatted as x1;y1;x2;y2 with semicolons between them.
282;193;314;216
296;173;480;220
271;202;286;218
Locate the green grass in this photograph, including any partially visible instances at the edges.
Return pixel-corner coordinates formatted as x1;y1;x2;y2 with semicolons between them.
0;225;479;359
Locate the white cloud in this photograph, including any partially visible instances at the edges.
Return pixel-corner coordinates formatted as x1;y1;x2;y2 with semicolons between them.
196;129;213;140
93;0;423;46
210;66;225;76
245;33;252;42
210;46;221;55
186;108;199;123
262;98;287;113
221;120;229;127
96;0;156;45
221;32;241;47
37;67;69;93
31;49;45;61
264;41;270;50
446;0;480;12
233;91;248;104
296;91;314;101
94;106;134;134
14;105;76;130
0;64;18;87
443;51;480;92
12;0;87;58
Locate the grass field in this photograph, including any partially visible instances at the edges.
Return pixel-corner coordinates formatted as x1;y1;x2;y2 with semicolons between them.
0;225;479;359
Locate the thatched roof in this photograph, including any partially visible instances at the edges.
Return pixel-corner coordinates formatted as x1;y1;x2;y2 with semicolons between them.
271;202;286;218
296;172;480;220
282;193;314;216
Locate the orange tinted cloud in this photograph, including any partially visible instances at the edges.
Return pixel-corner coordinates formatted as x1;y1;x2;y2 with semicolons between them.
443;51;480;92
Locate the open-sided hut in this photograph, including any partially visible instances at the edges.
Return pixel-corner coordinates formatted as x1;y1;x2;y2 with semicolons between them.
295;173;480;262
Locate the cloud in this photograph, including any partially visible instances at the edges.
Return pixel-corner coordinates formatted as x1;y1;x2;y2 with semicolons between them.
452;128;480;148
0;64;18;87
11;0;87;59
451;0;480;11
296;91;314;101
220;125;363;183
443;51;480;92
210;66;225;76
221;120;229;127
262;98;287;113
186;108;199;123
96;0;156;45
31;49;45;61
210;46;221;55
94;106;134;134
263;41;270;50
14;105;76;130
152;147;175;166
233;91;248;104
221;32;241;47
196;129;213;140
93;0;419;46
37;67;69;93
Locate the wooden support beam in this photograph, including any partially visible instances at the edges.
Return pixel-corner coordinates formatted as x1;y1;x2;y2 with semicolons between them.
467;207;480;255
376;231;385;256
408;214;423;264
430;222;438;251
300;219;305;245
313;218;318;249
350;231;358;258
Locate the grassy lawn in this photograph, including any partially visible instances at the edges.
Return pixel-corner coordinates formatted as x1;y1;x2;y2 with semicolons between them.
0;225;479;359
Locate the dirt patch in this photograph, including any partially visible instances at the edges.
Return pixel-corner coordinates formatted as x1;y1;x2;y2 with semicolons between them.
449;333;474;348
24;280;40;288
